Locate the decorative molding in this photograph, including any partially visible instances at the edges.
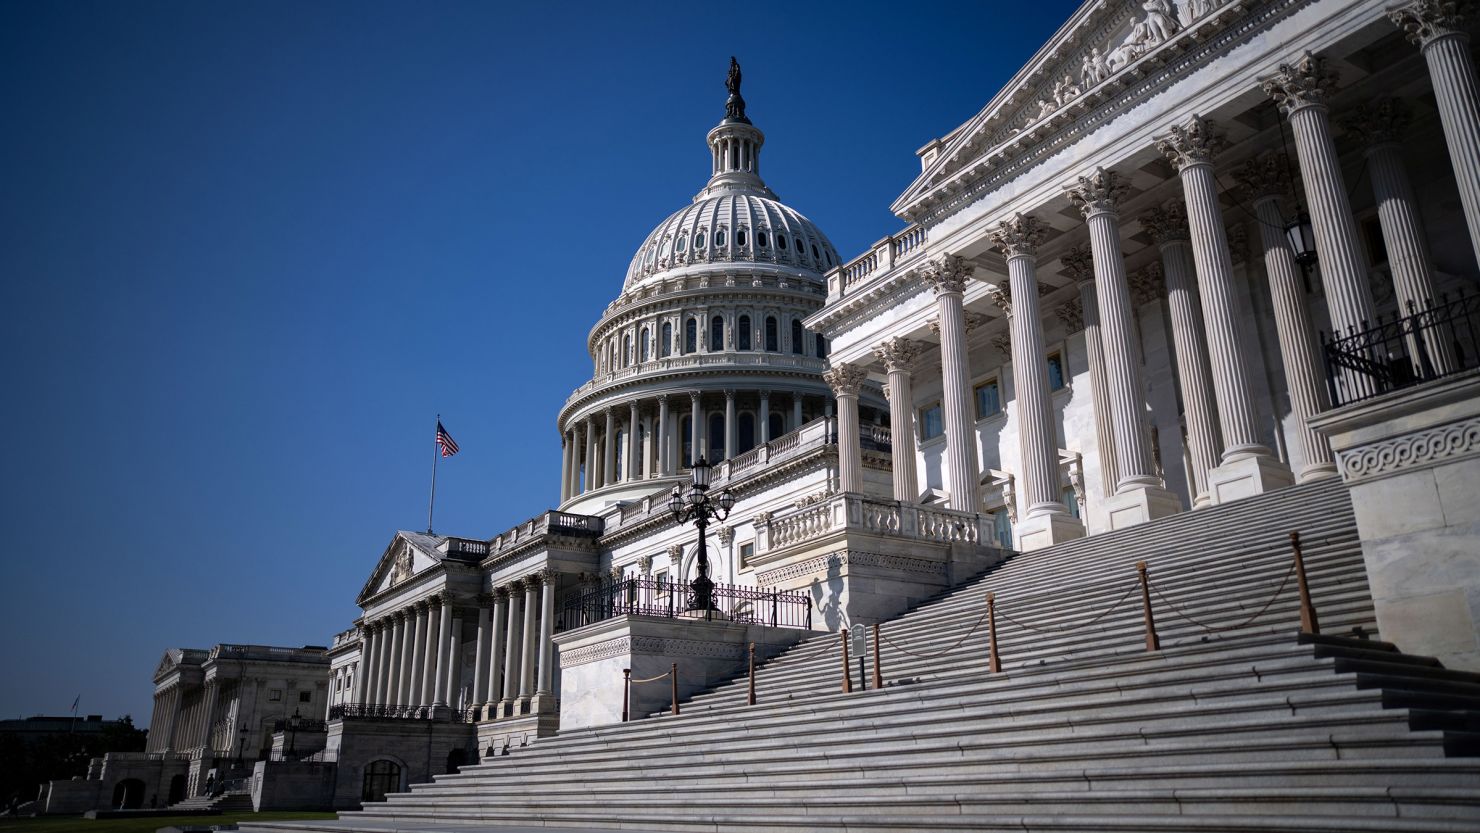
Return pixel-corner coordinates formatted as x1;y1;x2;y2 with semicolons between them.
755;549;947;586
1337;416;1480;482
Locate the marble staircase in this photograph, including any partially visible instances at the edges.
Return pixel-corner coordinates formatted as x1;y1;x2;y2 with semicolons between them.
243;478;1480;832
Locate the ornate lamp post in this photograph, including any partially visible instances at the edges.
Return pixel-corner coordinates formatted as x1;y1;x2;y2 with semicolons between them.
235;722;248;768
668;457;735;613
285;709;303;759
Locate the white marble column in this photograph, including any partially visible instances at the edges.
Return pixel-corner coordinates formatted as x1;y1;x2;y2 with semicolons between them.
824;363;867;493
385;613;404;705
874;337;922;503
1263;53;1376;341
1060;247;1120;499
792;394;803;429
359;627;378;705
500;580;524;713
759;391;771;443
990;214;1086;548
1344;98;1457;372
657;395;672;475
485;587;507;711
519;577;538;701
375;621;394;705
534;571;557;711
626;402;639;481
420;601;440;706
1236;154;1339;482
1160;117;1293;502
432;596;452;707
920;253;981;512
408;604;427;706
1390;0;1480;269
445;609;464;709
724;390;737;460
398;610;417;703
583;417;597;493
1142;202;1224;508
603;408;616;487
689;392;702;466
1068;168;1179;527
559;431;571;502
472;602;490;707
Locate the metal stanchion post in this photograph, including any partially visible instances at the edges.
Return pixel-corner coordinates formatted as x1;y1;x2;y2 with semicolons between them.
670;663;679;716
622;668;630;722
840;628;852;693
1291;531;1320;635
1137;561;1161;651
747;642;756;706
872;624;883;690
987;593;1001;673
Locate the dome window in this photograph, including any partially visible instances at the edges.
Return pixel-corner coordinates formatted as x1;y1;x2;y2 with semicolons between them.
737;229;748;247
738;315;752;351
695;232;706;249
715;230;727;247
811;244;820;260
757;231;769;248
676;236;688;253
777;233;788;250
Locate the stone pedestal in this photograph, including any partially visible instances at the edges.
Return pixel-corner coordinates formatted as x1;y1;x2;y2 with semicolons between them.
1015;511;1088;550
1102;485;1182;530
1311;370;1480;672
1207;455;1296;505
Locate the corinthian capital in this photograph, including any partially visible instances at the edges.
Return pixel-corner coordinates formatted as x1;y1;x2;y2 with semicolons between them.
822;362;869;397
1263;52;1340;117
1234;152;1292;201
1157;116;1226;170
1339;98;1411;147
1141;201;1190;246
1056;298;1084;332
1066;167;1129;217
988;213;1049;258
1059;245;1096;283
1388;0;1472;46
918;253;975;295
987;286;1012;318
872;337;923;372
1129;264;1166;305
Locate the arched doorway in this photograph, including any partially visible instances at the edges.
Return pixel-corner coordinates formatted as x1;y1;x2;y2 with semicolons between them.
111;778;145;810
446;748;466;774
361;760;401;803
167;774;186;805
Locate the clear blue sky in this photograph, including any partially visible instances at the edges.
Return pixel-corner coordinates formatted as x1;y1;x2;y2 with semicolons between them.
0;0;1083;724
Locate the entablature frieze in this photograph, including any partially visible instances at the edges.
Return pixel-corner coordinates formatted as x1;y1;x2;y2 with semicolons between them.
558;366;843;430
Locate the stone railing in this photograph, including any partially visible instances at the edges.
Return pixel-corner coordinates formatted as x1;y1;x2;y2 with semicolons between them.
753;493;990;557
440;537;488;558
565;352;829;409
210;644;327;663
331;627;360;650
487;510;604;557
825;223;929;300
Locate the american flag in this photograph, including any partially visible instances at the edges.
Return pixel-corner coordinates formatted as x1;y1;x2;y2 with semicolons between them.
436;421;460;457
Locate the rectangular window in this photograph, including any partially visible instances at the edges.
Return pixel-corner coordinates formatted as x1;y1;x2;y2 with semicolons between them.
1063;486;1081;520
919;403;944;441
269;689;283;702
992;511;1013;549
299;690;312;703
1046;351;1066;391
975;379;1001;419
739;542;754;569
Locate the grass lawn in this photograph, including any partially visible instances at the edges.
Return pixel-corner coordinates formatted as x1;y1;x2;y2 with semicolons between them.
0;812;338;833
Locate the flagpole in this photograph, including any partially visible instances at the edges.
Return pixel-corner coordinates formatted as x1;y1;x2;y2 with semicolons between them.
427;414;440;534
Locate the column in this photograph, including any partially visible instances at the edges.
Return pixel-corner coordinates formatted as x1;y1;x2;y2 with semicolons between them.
432;596;452;707
1390;0;1480;267
824;363;867;492
534;571;558;711
792;393;803;429
500;580;524;713
375;621;394;705
420;602;440;706
399;611;417;703
920;253;981;512
759;391;771;443
603;408;616;486
874;338;921;502
385;613;404;706
1062;246;1121;497
1066;167;1180;527
196;681;218;755
689;392;702;466
1344;98;1457;372
989;214;1086;548
359;627;378;705
657;395;672;474
445;609;464;709
1160;117;1293;502
519;578;538;700
1263;53;1376;338
627;402;640;481
1236;153;1339;482
408;604;428;705
485;587;507;711
583;417;597;493
1141;202;1224;507
472;602;491;708
559;431;571;501
642;412;654;479
724;390;737;460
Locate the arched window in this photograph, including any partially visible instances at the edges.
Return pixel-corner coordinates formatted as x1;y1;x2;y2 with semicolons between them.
614;429;624;478
362;760;402;803
765;316;779;352
622;334;632;368
815;333;827;358
715;229;727;247
660;322;672;357
675;235;687;253
640;329;650;362
811;243;821;260
737;315;752;351
695;232;707;249
684;318;697;354
737;229;748;247
708;413;725;460
710;316;724;351
738;412;756;453
769;412;785;440
757;231;769;248
792;320;804;355
777;233;788;251
681;416;693;466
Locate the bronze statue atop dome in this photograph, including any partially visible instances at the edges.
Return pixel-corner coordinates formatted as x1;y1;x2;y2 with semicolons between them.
724;56;750;124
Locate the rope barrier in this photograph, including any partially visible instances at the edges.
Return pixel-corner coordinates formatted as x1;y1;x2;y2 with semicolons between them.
879;610;990;660
993;582;1139;634
628;670;672;684
1149;556;1298;633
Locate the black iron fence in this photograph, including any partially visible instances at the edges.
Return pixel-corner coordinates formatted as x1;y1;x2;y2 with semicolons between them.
559;577;812;632
1322;291;1479;406
327;703;478;723
272;718;327;733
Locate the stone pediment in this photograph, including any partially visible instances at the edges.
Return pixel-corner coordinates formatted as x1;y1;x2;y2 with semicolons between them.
356;531;453;605
893;0;1248;223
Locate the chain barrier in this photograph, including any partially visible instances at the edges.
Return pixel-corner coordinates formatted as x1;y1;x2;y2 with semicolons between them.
993;581;1139;634
628;670;671;684
1149;556;1298;633
880;610;990;660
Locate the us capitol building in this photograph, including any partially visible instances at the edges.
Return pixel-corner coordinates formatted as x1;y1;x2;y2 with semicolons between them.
42;0;1480;825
